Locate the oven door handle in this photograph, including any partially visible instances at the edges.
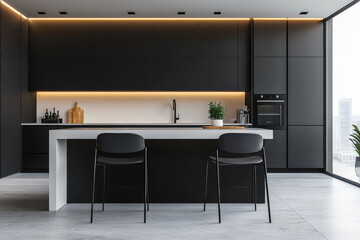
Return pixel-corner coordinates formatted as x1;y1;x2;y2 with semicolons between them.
256;100;285;103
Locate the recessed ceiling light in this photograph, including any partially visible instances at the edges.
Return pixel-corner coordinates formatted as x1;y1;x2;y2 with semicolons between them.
299;11;309;15
178;11;186;15
59;11;68;15
37;11;46;15
214;11;222;15
127;11;136;15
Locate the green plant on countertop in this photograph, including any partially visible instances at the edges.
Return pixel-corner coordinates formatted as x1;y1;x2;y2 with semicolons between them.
208;101;227;120
350;124;360;157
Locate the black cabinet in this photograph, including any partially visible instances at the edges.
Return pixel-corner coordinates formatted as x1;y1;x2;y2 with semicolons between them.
238;57;251;91
29;20;107;57
288;21;323;57
29;57;107;91
1;5;21;59
153;21;198;57
288;58;323;125
238;21;251;57
153;57;198;91
199;57;237;91
107;57;153;91
254;20;287;57
254;57;286;94
264;130;287;168
288;126;324;168
107;21;153;57
199;21;238;57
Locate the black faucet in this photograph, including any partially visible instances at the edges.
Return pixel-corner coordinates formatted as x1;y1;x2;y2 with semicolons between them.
172;99;180;124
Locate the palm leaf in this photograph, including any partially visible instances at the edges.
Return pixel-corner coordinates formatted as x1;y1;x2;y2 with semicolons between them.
350;125;360;157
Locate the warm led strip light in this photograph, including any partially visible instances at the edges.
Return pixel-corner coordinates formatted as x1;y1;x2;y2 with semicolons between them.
29;18;251;21
1;0;27;18
254;18;323;21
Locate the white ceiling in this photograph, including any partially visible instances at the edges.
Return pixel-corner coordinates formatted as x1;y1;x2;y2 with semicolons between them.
4;0;355;18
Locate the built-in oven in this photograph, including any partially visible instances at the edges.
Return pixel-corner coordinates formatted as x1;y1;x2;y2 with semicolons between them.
253;94;286;130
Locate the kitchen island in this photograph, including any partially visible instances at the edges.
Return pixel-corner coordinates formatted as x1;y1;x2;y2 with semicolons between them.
49;127;273;211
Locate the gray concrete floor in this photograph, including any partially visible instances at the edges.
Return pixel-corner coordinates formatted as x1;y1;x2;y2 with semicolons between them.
0;173;359;240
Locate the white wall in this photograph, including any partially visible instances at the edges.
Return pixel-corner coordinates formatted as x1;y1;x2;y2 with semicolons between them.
36;92;245;124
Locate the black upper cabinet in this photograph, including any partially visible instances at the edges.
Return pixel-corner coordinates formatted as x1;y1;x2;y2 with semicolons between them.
199;57;237;91
153;21;198;57
288;21;323;57
238;21;251;57
29;21;107;57
107;57;153;91
153;57;197;91
254;20;286;57
1;5;21;59
28;20;250;91
288;58;323;125
199;21;238;57
107;21;152;57
254;57;286;94
29;57;107;91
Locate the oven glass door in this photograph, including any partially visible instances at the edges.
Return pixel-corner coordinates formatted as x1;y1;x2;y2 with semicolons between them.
257;104;283;127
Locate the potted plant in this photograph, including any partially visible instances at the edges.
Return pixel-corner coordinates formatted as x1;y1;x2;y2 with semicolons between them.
208;101;227;127
350;124;360;178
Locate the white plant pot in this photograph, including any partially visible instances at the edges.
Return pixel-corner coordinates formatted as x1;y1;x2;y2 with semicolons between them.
211;119;223;127
355;157;360;178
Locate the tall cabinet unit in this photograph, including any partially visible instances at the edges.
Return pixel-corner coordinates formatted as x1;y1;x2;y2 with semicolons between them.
287;21;324;169
253;20;287;168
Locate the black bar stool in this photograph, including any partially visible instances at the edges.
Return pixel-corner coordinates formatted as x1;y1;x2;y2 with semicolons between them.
90;133;149;223
203;133;271;223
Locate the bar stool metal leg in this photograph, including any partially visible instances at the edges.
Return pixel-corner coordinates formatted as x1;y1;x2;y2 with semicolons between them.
144;148;148;223
215;149;221;223
203;160;209;211
146;161;149;211
263;148;271;223
90;149;97;223
253;165;257;211
102;165;106;212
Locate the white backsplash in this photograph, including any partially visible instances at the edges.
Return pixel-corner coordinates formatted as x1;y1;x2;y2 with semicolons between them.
36;92;245;124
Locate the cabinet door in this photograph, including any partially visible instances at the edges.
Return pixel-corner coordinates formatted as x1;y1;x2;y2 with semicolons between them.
238;57;250;91
288;126;324;168
254;57;286;94
288;21;323;57
153;21;198;57
288;58;323;125
199;57;237;91
264;130;287;168
254;20;287;57
199;21;238;57
153;57;198;91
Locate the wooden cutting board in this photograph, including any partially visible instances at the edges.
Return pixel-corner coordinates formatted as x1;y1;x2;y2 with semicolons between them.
203;126;245;129
68;102;84;123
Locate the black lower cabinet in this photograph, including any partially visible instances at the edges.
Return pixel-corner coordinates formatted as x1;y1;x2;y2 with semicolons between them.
288;126;324;169
264;130;287;168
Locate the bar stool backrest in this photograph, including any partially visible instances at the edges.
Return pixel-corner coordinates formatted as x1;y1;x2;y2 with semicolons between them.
218;133;263;154
96;133;145;154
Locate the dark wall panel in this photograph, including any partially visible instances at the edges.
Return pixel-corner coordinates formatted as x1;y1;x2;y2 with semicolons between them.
0;57;21;177
0;5;20;59
288;21;323;57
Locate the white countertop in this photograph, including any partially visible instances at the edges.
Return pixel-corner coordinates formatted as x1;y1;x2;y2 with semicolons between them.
22;122;250;126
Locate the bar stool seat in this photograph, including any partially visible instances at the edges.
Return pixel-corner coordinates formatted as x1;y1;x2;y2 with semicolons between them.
209;156;263;165
97;155;144;165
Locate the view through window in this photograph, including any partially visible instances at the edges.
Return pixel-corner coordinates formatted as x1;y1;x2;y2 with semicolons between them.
332;2;360;183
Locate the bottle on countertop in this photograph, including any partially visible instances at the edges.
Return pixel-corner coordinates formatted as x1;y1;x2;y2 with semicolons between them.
56;111;60;119
49;111;52;119
52;107;56;119
45;108;49;119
